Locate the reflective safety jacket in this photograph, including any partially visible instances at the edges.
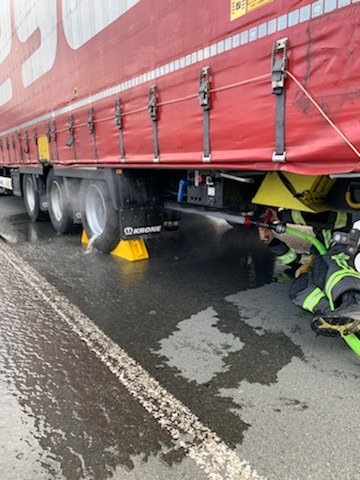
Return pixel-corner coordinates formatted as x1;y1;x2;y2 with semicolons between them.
268;210;359;315
289;245;360;315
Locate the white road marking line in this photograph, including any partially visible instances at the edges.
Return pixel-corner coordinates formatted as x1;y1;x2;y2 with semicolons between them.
0;240;264;480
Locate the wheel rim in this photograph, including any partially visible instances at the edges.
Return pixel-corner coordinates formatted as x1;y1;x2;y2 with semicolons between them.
85;184;106;236
25;176;36;213
50;180;63;222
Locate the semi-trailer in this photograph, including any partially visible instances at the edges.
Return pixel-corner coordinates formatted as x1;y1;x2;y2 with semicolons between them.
0;0;359;254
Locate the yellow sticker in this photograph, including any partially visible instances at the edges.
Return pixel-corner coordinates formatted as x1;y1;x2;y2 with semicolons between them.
230;0;247;20
37;135;50;163
231;0;273;21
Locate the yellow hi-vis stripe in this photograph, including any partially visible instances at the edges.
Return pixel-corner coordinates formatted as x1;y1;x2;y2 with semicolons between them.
325;270;360;311
331;252;352;271
302;287;326;313
291;210;306;225
278;248;297;265
334;212;348;230
322;229;335;250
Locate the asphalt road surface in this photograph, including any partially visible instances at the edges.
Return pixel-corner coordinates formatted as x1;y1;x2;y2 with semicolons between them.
0;195;359;480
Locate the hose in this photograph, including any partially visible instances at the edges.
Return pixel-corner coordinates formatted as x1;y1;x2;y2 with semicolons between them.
283;226;327;255
343;334;360;356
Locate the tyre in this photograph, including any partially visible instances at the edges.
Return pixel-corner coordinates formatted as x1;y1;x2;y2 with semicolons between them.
47;170;74;234
81;180;120;253
23;174;48;221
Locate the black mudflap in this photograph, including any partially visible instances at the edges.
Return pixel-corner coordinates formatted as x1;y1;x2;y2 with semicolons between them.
117;171;163;239
119;207;163;239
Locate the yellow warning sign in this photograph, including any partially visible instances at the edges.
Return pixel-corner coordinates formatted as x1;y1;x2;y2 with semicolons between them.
231;0;273;21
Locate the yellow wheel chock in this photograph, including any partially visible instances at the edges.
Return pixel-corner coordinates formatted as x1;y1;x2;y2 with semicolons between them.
81;231;149;261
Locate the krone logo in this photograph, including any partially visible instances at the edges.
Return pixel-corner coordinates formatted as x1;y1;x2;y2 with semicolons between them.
124;225;162;236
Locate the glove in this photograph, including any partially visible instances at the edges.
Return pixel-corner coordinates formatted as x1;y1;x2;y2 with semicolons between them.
258;208;278;244
265;208;279;223
258;226;274;244
295;254;316;278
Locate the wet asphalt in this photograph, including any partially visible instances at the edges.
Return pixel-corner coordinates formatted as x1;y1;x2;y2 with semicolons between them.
0;195;359;480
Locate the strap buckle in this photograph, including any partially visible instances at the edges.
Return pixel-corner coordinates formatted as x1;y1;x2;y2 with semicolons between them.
199;66;211;110
271;37;288;95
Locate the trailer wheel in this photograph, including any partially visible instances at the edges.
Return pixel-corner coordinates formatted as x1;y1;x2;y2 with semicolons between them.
23;174;48;222
47;171;74;234
81;180;120;253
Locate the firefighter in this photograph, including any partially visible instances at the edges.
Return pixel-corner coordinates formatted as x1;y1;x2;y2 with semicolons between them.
259;209;360;337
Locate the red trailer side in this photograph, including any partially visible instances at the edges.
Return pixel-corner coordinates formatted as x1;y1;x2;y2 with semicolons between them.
0;0;359;175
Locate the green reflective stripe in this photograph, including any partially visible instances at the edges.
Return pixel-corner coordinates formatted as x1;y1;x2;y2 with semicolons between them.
278;248;298;265
303;287;326;313
325;256;360;311
333;252;350;261
326;271;348;298
322;229;335;250
331;252;352;271
325;270;360;305
291;210;306;225
322;229;331;249
334;212;348;230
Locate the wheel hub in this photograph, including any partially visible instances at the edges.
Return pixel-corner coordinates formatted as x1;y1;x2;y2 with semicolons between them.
25;176;36;213
50;181;64;222
86;184;106;236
